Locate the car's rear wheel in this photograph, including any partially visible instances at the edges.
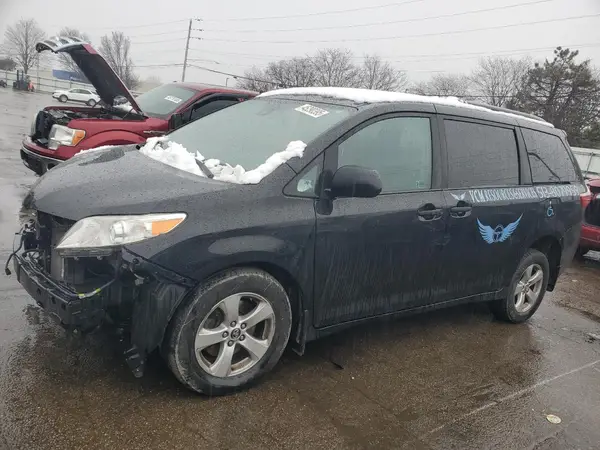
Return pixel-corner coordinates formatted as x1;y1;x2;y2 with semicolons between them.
86;99;96;107
164;268;292;395
59;95;67;103
491;249;549;323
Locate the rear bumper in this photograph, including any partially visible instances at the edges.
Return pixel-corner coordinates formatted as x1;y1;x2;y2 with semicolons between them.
20;146;63;175
581;223;600;250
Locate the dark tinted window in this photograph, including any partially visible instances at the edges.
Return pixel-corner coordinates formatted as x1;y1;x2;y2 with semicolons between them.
191;99;239;121
167;98;354;173
522;129;578;183
337;117;432;193
446;120;519;188
136;85;197;119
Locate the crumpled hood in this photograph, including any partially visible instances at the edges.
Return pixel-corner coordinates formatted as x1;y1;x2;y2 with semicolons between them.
35;36;141;113
25;146;231;221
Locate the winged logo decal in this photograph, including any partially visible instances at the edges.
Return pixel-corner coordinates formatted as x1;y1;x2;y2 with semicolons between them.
477;215;522;244
450;192;466;201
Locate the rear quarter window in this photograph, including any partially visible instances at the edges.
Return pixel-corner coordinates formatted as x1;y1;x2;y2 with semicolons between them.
522;129;578;183
445;120;520;188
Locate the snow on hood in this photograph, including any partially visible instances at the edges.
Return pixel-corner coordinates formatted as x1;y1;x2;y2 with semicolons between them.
73;145;121;157
138;137;306;184
258;87;552;127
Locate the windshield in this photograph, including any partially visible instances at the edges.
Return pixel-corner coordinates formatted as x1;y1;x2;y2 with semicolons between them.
166;97;355;171
135;84;196;119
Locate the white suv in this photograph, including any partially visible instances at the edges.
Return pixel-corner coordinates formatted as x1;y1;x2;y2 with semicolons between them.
52;88;100;106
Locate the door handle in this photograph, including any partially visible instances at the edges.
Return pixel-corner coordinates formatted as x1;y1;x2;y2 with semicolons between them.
449;205;472;218
417;204;443;221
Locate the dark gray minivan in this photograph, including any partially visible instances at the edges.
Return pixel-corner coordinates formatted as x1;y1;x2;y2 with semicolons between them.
7;87;584;395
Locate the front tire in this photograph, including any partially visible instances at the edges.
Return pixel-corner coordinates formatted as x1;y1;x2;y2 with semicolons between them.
164;268;292;395
86;99;96;107
491;249;549;323
59;94;67;103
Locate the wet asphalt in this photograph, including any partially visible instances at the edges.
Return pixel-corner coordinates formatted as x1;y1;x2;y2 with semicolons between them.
1;89;600;450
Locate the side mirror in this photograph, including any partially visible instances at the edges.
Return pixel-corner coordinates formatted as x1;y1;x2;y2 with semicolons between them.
168;110;192;130
328;165;382;199
169;113;184;130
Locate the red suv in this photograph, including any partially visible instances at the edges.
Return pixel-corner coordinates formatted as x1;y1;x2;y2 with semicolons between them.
579;178;600;256
21;36;256;175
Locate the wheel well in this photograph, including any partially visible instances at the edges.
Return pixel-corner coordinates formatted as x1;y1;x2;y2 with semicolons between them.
235;262;306;351
530;236;562;291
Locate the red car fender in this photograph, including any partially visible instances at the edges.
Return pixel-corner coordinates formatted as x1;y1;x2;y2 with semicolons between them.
77;130;147;151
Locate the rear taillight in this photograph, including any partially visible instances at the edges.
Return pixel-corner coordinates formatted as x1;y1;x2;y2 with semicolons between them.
581;184;593;210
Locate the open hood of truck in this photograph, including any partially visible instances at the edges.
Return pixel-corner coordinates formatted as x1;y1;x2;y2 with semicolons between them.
36;36;142;114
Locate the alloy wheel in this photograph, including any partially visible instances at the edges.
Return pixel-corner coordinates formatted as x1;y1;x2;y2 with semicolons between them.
194;293;276;377
514;263;544;314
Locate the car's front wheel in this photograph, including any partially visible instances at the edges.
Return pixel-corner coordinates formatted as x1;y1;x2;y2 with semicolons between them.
164;268;292;395
491;249;549;323
59;94;67;103
86;99;96;107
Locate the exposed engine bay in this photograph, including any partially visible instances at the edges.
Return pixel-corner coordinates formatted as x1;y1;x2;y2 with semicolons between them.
31;107;141;147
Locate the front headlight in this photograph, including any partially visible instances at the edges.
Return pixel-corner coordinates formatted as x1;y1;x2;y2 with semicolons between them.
56;213;186;250
30;113;38;137
48;124;86;150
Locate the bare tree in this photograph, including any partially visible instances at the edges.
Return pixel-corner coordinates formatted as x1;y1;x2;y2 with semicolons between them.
57;27;91;79
238;49;408;92
412;74;472;97
360;55;407;91
99;31;139;90
311;48;361;87
1;19;45;74
470;56;531;107
266;57;316;88
236;67;281;92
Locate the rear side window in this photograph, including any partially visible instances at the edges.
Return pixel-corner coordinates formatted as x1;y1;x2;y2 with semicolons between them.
445;120;519;188
337;117;432;193
522;129;578;183
191;99;239;121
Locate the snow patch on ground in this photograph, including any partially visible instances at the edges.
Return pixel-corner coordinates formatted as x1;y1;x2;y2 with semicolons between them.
258;87;552;127
139;137;306;184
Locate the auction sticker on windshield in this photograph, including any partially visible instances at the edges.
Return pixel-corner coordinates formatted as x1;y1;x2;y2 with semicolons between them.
164;96;183;104
295;104;330;118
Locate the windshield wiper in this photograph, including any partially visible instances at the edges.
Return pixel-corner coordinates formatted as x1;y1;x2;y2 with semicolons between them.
195;159;214;179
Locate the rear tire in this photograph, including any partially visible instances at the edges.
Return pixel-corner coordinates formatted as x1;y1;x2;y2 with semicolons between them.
59;95;67;103
164;268;292;395
491;249;549;323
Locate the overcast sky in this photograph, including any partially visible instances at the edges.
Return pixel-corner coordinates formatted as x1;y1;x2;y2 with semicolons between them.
1;0;599;88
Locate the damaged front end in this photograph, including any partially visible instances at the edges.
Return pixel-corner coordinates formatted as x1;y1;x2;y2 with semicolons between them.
6;212;194;377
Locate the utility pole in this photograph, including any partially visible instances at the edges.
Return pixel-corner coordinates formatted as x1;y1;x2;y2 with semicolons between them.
181;19;192;82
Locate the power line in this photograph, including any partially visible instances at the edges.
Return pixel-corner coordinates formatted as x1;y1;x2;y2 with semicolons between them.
122;30;188;38
56;19;190;30
202;0;428;22
204;0;555;33
130;38;187;45
200;13;600;44
186;42;600;62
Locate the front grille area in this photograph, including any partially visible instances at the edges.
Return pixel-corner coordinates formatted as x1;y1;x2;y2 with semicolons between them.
35;212;76;279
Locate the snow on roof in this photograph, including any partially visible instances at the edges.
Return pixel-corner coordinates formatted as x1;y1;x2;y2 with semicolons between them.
258;87;552;127
139;137;306;184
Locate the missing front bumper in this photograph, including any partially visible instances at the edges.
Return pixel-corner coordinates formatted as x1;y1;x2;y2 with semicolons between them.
13;254;107;331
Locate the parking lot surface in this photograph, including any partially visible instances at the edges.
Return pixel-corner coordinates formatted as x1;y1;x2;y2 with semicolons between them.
1;89;600;450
